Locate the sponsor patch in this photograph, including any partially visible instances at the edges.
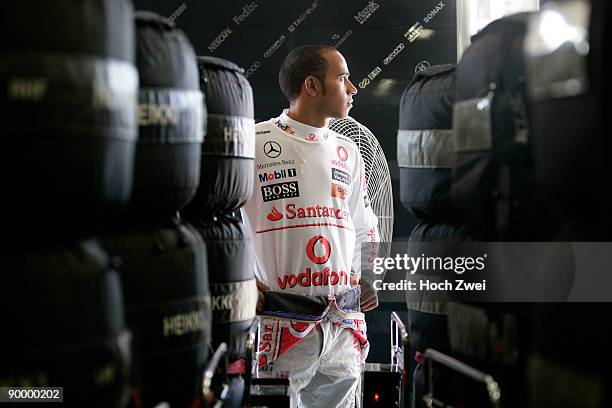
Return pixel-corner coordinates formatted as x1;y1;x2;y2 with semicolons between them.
258;168;297;183
331;183;348;200
275;120;295;135
306;235;331;264
265;203;350;222
263;140;282;158
267;207;283;221
331;168;351;184
257;159;295;170
277;268;348;289
256;129;271;135
261;181;300;202
336;145;349;161
331;160;350;170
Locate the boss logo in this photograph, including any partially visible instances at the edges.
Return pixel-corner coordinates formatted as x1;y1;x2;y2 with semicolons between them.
261;181;300;202
332;168;351;184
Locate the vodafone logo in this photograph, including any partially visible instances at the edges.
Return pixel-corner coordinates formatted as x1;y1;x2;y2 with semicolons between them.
336;145;349;161
307;132;317;141
306;235;331;264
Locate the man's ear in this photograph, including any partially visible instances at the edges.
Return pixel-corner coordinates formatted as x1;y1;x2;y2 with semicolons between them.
304;75;320;97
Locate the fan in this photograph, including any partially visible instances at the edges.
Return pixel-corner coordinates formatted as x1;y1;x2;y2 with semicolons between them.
328;116;394;244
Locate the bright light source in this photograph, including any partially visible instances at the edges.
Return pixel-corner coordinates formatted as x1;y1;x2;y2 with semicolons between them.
457;0;540;59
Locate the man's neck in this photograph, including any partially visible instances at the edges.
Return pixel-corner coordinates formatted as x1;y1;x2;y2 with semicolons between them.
286;104;327;128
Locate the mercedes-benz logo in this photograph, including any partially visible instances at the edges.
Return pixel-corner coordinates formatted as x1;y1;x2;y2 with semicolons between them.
263;141;282;158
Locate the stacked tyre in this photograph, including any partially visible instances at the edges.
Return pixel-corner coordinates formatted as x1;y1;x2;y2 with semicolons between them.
398;64;466;408
185;56;258;407
100;12;211;408
2;241;132;407
0;0;138;238
0;1;138;406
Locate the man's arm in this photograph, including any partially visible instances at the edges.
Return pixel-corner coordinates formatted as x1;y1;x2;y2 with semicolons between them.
256;279;269;314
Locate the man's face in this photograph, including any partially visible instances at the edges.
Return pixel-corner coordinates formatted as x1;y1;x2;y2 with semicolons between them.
317;50;357;119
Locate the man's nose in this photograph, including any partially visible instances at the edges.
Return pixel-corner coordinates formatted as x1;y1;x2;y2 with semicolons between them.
347;78;357;96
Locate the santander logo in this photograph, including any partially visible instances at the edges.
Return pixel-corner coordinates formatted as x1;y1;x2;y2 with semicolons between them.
265;203;350;223
267;206;283;221
306;235;331;264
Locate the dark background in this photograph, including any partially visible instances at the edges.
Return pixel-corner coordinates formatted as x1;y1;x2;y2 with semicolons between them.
134;0;458;362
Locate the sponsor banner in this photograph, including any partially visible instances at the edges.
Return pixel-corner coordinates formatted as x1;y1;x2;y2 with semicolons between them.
208;27;233;53
331;167;351;184
168;2;187;23
233;1;258;25
203;113;256;158
331;183;348;200
362;242;612;302
261;181;300;202
354;1;380;24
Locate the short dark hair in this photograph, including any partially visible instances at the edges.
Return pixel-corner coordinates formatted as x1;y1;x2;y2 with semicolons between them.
279;45;337;102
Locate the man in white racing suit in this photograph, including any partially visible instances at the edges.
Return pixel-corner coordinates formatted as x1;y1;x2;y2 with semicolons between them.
241;45;379;407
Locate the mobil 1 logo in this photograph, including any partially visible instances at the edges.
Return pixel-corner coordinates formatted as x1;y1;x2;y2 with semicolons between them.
331;168;351;185
261;181;300;202
259;168;297;183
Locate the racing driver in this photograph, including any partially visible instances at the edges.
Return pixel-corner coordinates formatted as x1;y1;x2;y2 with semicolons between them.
241;44;379;407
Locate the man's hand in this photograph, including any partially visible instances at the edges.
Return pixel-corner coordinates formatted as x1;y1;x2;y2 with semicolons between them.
360;279;378;311
256;279;269;314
